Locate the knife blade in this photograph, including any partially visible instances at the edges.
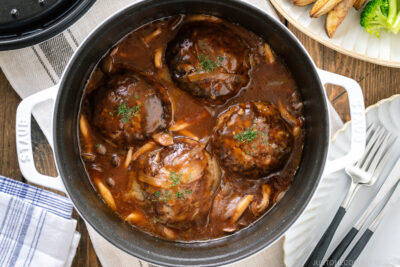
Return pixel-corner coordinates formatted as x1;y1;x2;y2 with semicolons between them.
369;179;400;231
354;156;400;230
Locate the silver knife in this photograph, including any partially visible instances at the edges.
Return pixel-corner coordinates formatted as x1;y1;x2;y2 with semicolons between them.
340;176;400;266
369;179;400;232
354;156;400;230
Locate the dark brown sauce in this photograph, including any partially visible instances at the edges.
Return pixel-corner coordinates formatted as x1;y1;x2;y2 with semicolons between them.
79;15;305;241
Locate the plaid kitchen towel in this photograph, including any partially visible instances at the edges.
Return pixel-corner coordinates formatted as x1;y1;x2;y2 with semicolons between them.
0;176;72;219
0;0;342;267
0;176;80;267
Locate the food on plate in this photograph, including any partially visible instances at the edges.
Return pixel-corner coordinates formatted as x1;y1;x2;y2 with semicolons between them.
291;0;370;37
310;0;343;17
166;21;251;102
292;0;317;7
212;102;295;178
79;14;305;241
354;0;368;9
360;0;400;37
326;0;356;37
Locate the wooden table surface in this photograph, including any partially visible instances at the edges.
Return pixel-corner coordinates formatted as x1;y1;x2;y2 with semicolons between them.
0;19;399;267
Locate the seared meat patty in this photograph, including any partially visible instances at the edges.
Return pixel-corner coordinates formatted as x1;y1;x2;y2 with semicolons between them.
132;137;220;230
92;73;171;145
167;22;250;102
212;102;293;178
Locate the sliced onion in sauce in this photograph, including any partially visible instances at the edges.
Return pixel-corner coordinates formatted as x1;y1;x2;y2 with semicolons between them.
125;212;144;224
187;72;246;83
230;195;254;223
138;171;170;188
264;43;275;64
278;99;298;126
144;28;162;44
132;141;156;161
185;14;223;23
154;48;163;69
79;115;90;139
95;179;117;211
152;132;174;146
124;147;134;168
176;129;199;141
250;184;271;215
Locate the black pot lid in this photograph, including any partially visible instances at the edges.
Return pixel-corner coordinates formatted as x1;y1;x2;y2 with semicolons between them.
0;0;95;50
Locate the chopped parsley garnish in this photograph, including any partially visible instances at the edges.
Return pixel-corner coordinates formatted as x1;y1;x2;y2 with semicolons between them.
175;190;193;200
153;188;192;202
109;111;113;116
245;150;250;155
164;190;172;199
152;172;193;202
156;190;172;202
217;55;225;62
175;191;185;200
169;172;182;187
134;94;139;99
234;128;258;143
116;102;140;123
95;144;101;148
198;54;218;72
260;132;270;144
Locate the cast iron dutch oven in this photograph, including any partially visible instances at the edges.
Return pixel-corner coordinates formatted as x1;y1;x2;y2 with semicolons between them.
0;0;95;50
15;0;366;266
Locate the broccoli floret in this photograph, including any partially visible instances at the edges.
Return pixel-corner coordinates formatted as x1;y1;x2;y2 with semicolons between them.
361;0;400;37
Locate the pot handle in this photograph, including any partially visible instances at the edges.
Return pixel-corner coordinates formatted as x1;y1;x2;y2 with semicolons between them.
16;85;66;193
318;69;366;176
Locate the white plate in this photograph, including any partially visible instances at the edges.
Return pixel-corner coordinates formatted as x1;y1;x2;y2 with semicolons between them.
283;95;400;267
269;0;400;68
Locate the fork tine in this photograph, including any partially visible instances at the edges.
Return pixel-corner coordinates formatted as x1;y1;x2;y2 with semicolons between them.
355;125;377;168
369;136;396;182
360;127;387;170
357;126;385;169
366;132;393;173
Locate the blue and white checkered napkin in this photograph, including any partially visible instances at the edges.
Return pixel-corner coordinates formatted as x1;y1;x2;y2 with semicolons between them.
0;176;80;267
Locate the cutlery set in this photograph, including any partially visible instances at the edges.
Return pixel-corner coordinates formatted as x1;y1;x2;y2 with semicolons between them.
304;124;399;267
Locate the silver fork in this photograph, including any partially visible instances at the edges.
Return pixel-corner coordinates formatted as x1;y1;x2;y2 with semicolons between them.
341;124;394;210
304;123;395;267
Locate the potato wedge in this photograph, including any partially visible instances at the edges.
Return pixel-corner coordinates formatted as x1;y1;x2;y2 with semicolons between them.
310;0;343;17
326;0;355;38
292;0;316;6
353;0;366;9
